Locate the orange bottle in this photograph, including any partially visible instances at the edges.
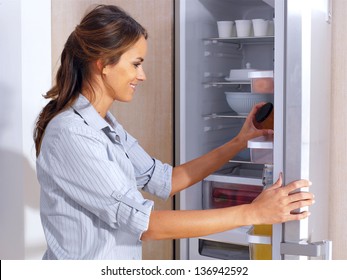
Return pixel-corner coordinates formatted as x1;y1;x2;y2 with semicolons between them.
253;102;274;130
251;164;273;260
252;224;272;260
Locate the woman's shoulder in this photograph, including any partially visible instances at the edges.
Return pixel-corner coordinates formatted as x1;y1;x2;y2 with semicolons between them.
44;109;106;145
47;109;84;131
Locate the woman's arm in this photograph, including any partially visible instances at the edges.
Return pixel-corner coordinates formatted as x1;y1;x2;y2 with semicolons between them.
170;103;273;196
142;175;314;240
170;136;244;196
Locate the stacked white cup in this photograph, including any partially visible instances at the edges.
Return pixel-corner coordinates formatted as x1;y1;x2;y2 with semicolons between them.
218;19;273;38
235;20;252;37
217;21;234;38
252;19;269;37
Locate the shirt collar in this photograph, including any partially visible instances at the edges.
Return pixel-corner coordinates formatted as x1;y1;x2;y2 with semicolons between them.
72;94;117;133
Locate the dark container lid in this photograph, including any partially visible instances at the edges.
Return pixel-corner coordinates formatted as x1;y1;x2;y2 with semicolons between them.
255;102;273;122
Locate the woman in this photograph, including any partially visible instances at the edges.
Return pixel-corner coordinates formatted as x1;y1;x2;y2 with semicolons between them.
34;5;314;260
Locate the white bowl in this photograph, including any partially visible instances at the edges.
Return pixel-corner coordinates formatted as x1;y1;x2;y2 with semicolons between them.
225;92;274;115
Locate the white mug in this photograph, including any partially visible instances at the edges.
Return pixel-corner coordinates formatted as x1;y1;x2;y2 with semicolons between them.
252;19;269;37
235;20;252;37
217;21;234;38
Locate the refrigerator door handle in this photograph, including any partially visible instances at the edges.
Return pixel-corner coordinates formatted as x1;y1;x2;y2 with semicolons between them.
280;240;332;260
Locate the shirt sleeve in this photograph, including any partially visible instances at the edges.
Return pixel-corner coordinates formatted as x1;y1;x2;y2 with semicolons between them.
43;126;153;239
121;129;173;200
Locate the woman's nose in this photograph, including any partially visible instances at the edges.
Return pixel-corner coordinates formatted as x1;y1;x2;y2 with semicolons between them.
137;66;146;81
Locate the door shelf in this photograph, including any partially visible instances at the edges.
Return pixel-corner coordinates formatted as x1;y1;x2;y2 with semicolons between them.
248;135;274;164
248;135;274;149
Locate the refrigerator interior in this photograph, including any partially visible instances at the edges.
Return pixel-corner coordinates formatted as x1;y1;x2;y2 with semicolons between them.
176;0;276;260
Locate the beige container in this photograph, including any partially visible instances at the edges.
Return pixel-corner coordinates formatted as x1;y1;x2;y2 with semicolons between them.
248;70;274;94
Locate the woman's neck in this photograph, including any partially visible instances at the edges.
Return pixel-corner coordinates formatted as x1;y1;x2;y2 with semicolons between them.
82;89;113;118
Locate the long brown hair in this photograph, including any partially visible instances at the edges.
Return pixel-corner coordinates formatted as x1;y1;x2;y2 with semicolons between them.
33;5;148;157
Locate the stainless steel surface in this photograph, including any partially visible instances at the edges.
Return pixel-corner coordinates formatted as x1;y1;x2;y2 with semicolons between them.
280;0;332;260
281;240;332;260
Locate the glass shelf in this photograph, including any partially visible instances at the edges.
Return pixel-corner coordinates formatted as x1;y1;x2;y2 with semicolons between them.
203;81;251;87
203;112;247;120
228;159;258;164
204;36;274;45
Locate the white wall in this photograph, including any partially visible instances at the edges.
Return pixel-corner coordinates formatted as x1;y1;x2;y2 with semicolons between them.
0;0;51;259
330;0;347;260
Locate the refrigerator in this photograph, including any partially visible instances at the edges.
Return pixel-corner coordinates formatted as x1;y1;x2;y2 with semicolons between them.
175;0;332;260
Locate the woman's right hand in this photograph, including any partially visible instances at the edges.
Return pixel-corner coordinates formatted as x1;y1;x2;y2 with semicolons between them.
235;102;274;149
247;174;315;225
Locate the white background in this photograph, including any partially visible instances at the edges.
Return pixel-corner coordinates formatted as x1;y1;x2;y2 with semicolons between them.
0;0;51;259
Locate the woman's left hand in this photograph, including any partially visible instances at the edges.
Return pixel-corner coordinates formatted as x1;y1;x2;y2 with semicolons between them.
248;174;314;225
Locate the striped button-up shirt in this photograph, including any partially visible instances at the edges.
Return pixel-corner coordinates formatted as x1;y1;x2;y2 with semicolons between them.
36;94;172;259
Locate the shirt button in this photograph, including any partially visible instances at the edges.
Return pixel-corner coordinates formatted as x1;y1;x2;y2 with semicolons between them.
116;194;122;199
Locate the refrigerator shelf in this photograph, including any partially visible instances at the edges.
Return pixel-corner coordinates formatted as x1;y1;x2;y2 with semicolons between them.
205;173;263;186
203;112;247;120
228;159;262;165
203;81;251;87
204;36;274;46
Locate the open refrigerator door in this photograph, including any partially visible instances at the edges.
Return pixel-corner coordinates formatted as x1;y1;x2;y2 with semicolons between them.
175;0;332;260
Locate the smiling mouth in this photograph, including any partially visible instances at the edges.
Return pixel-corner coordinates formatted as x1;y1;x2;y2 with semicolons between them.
130;83;137;89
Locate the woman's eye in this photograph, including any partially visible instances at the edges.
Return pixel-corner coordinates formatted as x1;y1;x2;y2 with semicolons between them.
134;63;141;68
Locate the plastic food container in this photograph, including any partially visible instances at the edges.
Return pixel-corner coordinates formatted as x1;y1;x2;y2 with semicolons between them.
247;135;273;164
248;70;274;93
225;63;256;82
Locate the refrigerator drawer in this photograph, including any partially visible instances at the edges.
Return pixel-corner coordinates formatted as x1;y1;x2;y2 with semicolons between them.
198;239;249;260
196;224;252;260
202;179;263;209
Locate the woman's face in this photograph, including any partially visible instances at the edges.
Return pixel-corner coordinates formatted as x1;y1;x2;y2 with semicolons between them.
103;36;147;102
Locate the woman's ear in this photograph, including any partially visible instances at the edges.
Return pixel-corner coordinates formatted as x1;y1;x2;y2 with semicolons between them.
102;66;108;75
95;59;106;74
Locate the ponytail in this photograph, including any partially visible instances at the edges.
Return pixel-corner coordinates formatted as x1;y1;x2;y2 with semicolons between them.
33;32;82;157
